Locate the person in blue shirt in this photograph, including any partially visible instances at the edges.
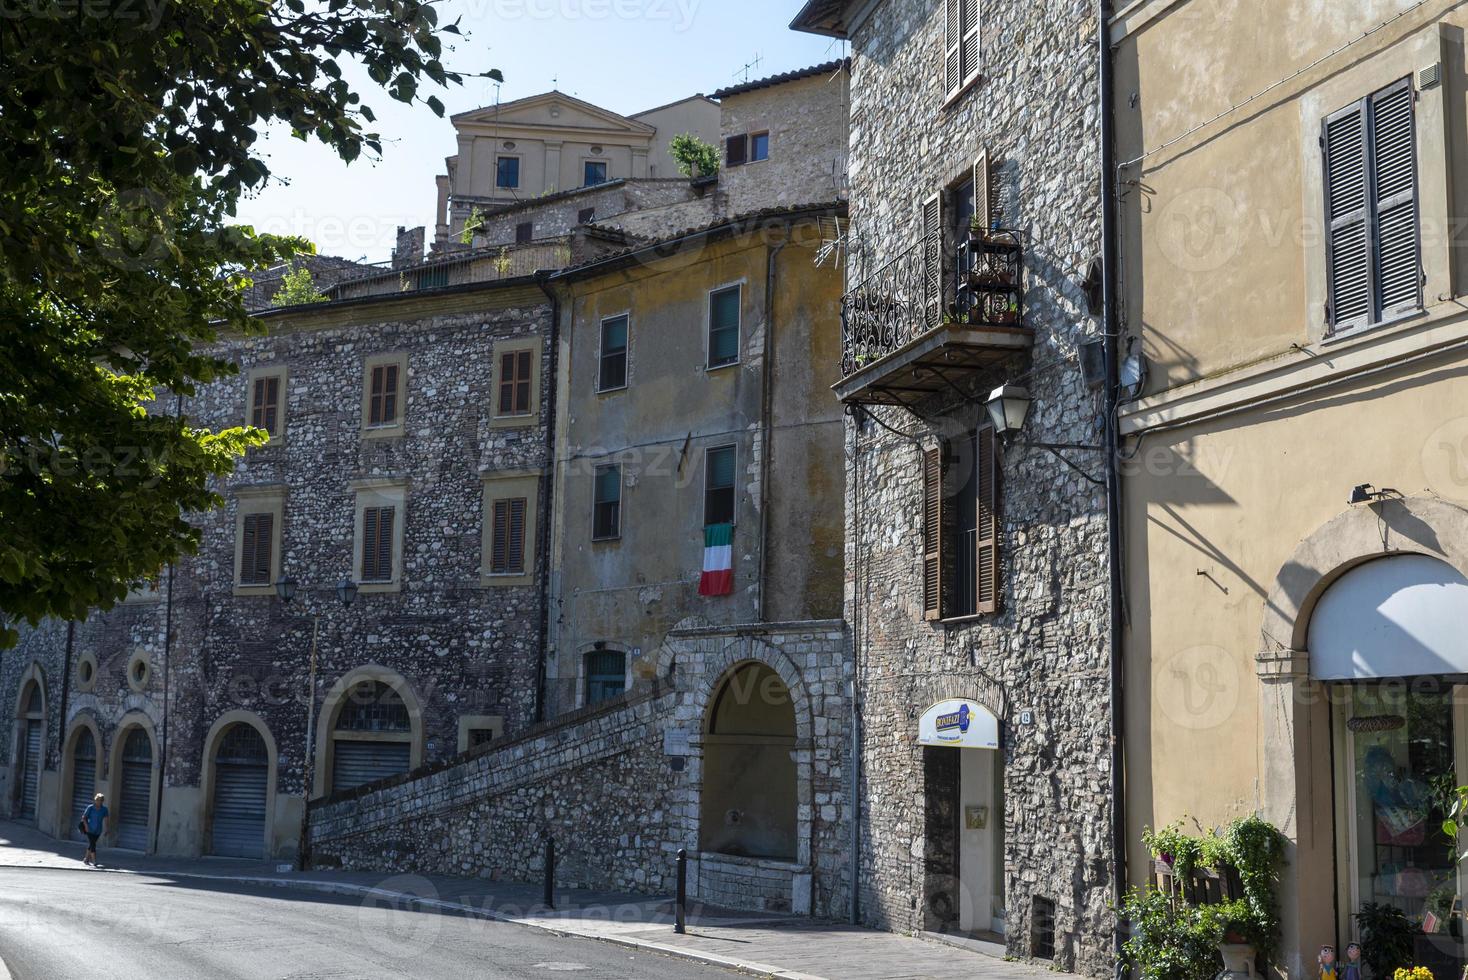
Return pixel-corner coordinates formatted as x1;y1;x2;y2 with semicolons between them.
81;793;107;867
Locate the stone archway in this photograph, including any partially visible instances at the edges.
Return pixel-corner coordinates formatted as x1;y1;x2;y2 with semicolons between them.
313;665;424;799
12;664;47;823
107;713;159;852
60;715;103;841
1254;495;1468;977
200;711;279;859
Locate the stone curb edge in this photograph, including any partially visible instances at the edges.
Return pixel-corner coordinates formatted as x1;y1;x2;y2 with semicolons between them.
0;863;823;980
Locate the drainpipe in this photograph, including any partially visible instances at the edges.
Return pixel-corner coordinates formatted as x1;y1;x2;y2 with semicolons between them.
58;621;74;798
757;237;788;623
534;272;562;725
1098;0;1129;971
151;393;182;856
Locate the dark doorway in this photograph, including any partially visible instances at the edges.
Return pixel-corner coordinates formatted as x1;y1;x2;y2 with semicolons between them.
923;745;960;932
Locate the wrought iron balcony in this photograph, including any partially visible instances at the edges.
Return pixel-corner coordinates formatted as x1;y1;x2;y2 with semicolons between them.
835;230;1032;408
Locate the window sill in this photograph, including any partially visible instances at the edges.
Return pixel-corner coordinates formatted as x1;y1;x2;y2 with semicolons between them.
935;611;994;626
596;384;628;395
488;413;538;430
233;584;276;598
706;360;740;373
361;424;406;440
1322;305;1427;346
591;535;622;544
357;580;401;594
481;572;532;588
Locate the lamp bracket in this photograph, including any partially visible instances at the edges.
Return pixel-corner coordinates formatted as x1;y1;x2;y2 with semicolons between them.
1006;439;1106;486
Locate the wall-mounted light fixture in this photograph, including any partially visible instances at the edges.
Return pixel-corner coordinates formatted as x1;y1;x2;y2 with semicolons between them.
985;384;1105;486
1348;484;1398;506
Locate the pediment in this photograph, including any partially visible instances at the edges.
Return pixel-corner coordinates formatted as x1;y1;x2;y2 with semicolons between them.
453;91;654;136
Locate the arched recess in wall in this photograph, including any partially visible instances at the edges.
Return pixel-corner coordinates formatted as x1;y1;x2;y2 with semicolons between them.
12;665;47;823
313;665;424;799
700;660;800;861
107;713;158;852
200;711;278;859
61;715;103;841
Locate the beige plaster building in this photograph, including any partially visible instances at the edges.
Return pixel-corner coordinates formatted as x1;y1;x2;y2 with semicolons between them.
436;91;720;246
1115;1;1468;974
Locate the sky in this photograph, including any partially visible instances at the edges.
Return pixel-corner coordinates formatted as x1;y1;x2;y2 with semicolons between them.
233;0;845;264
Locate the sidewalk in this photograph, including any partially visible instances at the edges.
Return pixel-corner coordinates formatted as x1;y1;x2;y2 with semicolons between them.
0;821;1054;979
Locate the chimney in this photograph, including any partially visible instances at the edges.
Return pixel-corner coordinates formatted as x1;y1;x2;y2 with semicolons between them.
393;226;426;269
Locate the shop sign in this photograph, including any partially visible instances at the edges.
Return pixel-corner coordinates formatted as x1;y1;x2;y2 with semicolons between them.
917;699;999;749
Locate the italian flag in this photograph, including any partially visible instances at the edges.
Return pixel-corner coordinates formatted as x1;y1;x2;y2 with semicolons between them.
699;523;734;596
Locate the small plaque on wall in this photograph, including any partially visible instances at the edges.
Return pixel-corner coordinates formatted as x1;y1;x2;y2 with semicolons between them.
663;727;692;756
965;805;989;830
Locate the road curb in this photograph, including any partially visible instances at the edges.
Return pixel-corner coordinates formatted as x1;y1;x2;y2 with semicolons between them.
0;862;821;979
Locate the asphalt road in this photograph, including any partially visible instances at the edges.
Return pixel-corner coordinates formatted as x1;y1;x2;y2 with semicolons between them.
0;866;738;979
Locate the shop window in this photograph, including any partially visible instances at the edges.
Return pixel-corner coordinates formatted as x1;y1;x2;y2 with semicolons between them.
585;648;626;706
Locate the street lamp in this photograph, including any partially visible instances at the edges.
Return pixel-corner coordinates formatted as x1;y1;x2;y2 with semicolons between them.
336;578;358;607
275;576;298;603
985;380;1105;486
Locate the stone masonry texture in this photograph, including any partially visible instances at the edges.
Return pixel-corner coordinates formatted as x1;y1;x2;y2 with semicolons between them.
841;0;1113;974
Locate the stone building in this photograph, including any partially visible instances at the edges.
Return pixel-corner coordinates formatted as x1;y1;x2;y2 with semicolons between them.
794;0;1115;973
1114;1;1468;975
1;278;556;860
711;60;850;215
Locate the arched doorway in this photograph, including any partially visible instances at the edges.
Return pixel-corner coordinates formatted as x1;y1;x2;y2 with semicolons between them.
209;723;270;858
1309;554;1468;977
700;662;797;860
329;680;413;794
115;727;154;851
67;727;98;842
15;682;44;822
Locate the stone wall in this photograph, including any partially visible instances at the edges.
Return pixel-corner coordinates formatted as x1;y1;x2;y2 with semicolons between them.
310;621;854;918
718;67;850;215
840;0;1113;974
242;254;379;312
457;179;701;249
0;282;556;860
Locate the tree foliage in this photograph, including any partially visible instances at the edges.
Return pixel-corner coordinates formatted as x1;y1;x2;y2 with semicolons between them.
0;0;494;644
272;262;330;306
669;133;720;179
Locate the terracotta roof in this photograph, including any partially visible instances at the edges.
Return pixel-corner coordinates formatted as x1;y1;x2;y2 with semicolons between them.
554;201;849;279
710;59;849;100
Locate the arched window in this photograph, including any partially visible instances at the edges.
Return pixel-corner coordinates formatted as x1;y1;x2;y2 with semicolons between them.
116;727;154;850
68;728;97;841
15;681;44;822
330;681;412;794
210;723;270;858
700;662;797;860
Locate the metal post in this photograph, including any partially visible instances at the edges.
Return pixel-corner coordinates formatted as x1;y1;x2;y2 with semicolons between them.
297;613;319;872
675;848;687;934
543;836;556;910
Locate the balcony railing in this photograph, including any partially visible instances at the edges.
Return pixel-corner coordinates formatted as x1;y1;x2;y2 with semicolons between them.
329;238;573;302
839;232;939;378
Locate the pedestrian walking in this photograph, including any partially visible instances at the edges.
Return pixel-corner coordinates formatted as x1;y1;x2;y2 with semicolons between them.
80;793;107;867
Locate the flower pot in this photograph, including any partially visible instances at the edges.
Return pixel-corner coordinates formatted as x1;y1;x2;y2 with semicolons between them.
1218;942;1257;978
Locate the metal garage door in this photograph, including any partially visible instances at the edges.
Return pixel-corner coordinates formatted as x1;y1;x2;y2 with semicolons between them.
116;728;152;851
210;725;268;858
19;719;41;821
331;739;411;794
70;729;96;841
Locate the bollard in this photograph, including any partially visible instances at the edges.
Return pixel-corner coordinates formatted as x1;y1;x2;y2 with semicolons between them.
675;847;687;934
543;836;556;910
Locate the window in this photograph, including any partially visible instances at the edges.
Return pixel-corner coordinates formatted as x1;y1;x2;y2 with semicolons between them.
360;505;396;583
1323;77;1421;333
516;221;533;245
578;207;596;224
489;339;540;428
247;368;285;441
354;482;406;592
468;728;497;748
750;132;770;162
496;156;520;189
457;714;505;751
598;314;629;391
481;471;539;586
593;464;621;540
921;424;999;620
704;445;736;527
584;160;608;186
725;134;747;167
943;0;980;101
239;513;274;586
233;490;284;595
707;284;742;367
585;648;626;706
498;349;533;416
362;354;407;435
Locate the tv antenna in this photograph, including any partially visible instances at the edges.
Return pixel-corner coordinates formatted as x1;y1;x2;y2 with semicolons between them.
734;53;763;84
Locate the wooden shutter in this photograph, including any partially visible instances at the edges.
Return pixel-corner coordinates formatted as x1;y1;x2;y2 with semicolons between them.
726;134;747;167
943;0;961;99
1323;99;1371;331
921;192;944;329
361;506;395;582
974;425;999;614
1371;78;1420;318
251;376;279;434
241;513;272;585
960;0;980;87
381;365;398;423
974;151;992;233
922;447;943;620
515;350;532;413
491;498;527;575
